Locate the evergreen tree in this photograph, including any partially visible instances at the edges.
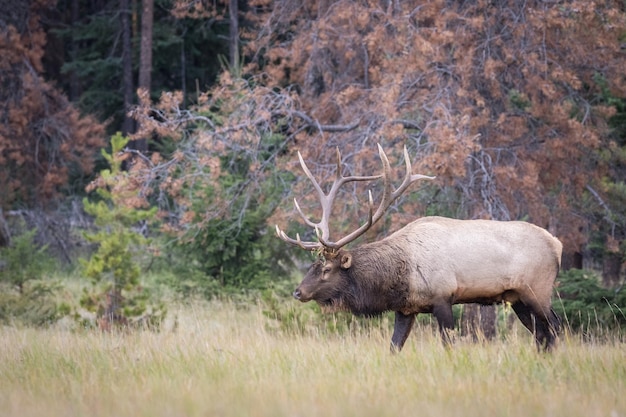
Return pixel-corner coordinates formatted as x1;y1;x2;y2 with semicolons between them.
50;0;230;135
80;133;165;329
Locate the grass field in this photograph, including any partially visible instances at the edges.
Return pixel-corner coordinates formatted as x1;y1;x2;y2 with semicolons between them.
1;301;624;417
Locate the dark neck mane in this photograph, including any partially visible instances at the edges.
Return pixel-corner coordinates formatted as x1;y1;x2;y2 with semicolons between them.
341;241;410;315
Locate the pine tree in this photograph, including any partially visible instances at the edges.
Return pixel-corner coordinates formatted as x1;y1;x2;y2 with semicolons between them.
80;133;165;330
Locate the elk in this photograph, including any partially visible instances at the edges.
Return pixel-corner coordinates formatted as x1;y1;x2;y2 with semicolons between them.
276;144;562;352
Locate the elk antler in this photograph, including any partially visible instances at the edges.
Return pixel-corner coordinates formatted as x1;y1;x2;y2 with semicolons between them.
276;144;435;253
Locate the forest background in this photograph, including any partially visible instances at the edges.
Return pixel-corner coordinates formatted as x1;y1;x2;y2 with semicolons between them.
0;0;625;333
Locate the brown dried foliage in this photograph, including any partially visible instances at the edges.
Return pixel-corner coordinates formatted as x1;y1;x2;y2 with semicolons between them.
245;0;626;250
129;74;302;235
148;1;625;253
0;0;106;209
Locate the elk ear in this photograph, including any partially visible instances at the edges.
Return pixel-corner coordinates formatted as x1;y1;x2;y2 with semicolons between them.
340;253;352;270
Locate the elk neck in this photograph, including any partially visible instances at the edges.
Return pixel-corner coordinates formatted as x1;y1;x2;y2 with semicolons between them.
341;240;412;316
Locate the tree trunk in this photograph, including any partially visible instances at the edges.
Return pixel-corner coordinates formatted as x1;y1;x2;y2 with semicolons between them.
229;0;239;71
461;304;497;341
180;36;186;106
69;0;81;101
131;0;154;152
120;0;135;136
0;209;10;247
138;0;154;102
98;288;128;331
561;250;583;270
602;251;623;288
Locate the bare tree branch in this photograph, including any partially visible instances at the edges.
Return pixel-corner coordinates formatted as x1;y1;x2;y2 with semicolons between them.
586;185;618;235
293;111;359;132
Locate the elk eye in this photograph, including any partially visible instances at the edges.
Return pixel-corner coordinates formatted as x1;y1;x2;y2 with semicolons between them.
320;266;332;281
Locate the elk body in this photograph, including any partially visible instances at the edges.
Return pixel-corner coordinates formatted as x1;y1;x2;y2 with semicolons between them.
277;145;562;352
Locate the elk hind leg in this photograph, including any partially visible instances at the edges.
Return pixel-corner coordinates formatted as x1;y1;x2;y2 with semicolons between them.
433;302;455;347
536;307;560;351
512;300;558;351
511;301;535;333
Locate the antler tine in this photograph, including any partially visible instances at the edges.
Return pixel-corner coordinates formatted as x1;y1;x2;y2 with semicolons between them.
273;151;329;251
320;147;382;244
275;224;321;251
376;144;435;216
376;144;435;213
294;147;382;247
293;198;318;229
333;146;383;185
402;145;436;187
277;145;432;253
297;151;325;199
327;144;435;250
276;148;355;250
317;189;376;249
335;146;342;181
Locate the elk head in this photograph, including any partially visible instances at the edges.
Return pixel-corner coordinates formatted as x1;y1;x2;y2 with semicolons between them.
276;144;434;308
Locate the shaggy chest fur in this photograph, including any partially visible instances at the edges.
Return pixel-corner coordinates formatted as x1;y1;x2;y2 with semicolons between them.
337;248;412;316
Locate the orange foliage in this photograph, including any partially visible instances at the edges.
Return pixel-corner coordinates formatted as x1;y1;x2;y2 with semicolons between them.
0;0;105;209
129;73;305;234
171;0;228;19
136;0;625;254
242;0;625;250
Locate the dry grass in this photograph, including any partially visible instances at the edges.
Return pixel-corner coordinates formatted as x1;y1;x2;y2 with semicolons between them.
1;301;624;417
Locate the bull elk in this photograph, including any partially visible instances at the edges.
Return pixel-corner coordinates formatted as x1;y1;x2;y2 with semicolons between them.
276;144;562;352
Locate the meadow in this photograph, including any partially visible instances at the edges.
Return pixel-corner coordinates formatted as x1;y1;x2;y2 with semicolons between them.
1;301;624;417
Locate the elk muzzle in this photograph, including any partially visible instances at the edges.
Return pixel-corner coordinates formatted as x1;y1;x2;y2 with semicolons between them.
293;286;314;302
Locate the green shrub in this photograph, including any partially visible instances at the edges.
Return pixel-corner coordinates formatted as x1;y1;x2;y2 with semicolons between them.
261;290;393;338
0;229;68;326
554;269;625;337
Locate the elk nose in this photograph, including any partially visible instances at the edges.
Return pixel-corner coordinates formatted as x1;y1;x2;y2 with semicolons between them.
293;289;301;300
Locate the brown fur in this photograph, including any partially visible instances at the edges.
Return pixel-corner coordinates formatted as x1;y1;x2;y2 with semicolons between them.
293;216;563;352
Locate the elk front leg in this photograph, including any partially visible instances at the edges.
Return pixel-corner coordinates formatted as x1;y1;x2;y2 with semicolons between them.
391;312;416;353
